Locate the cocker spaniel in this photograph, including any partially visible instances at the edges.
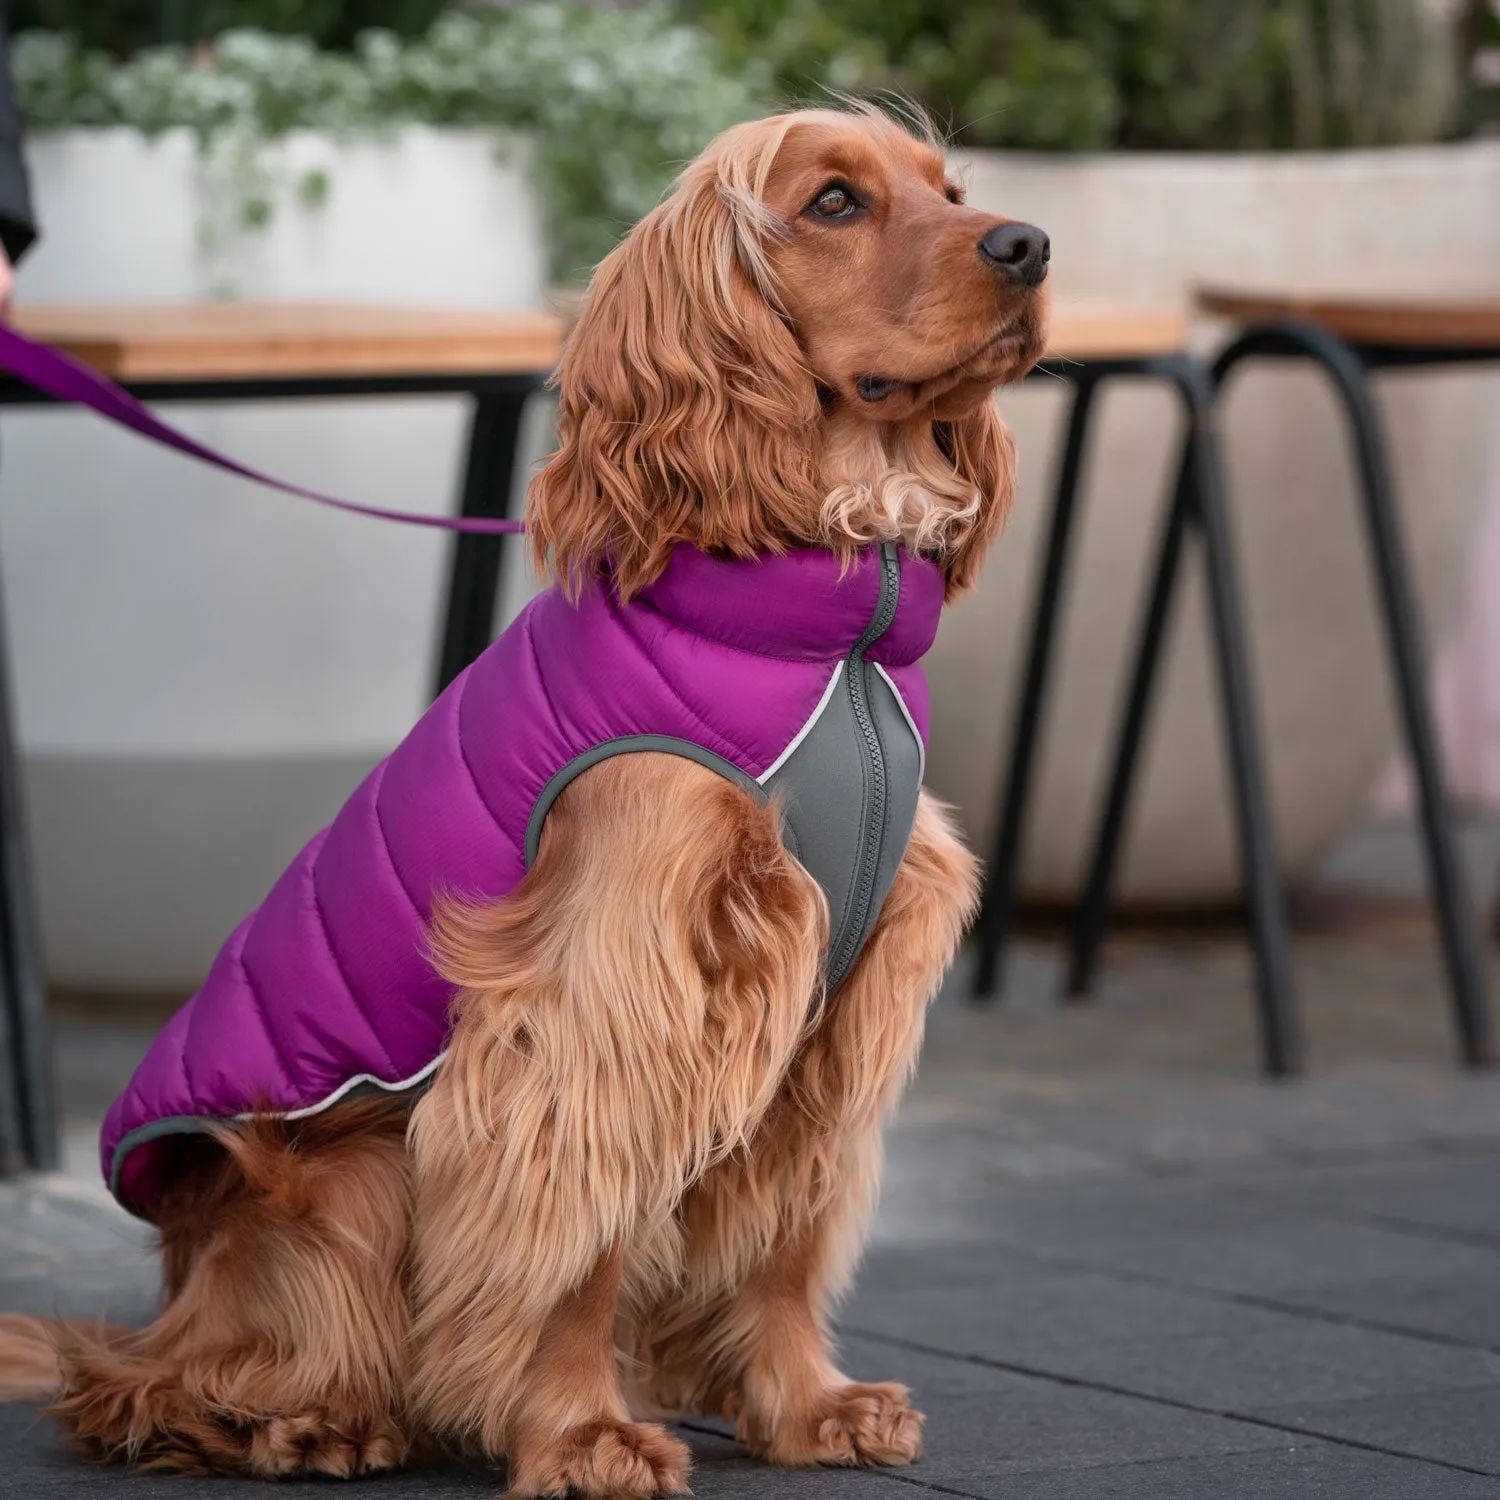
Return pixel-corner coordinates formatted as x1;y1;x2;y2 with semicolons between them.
0;105;1048;1496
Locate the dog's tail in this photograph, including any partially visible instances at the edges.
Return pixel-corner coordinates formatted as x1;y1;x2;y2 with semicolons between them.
0;1310;200;1468
0;1313;132;1403
0;1314;140;1404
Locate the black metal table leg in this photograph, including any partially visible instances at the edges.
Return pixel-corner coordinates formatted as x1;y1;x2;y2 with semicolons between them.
0;970;26;1174
974;375;1100;998
1172;357;1300;1075
0;543;56;1168
1212;321;1493;1068
1065;434;1193;1000
1067;354;1301;1076
432;389;530;698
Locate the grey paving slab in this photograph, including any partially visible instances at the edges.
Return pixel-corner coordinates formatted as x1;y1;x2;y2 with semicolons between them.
847;1248;1500;1407
857;1238;1051;1293
1006;1216;1500;1301
1235;1153;1500;1247
1011;1316;1500;1410
976;1444;1500;1500
1249;1384;1500;1476
871;1168;1500;1302
837;1334;1290;1483
1;1403;457;1496
846;1256;1310;1365
667;1431;920;1498
874;1173;1299;1257
0;1411;907;1498
1269;1272;1500;1349
0;1176;158;1322
0;1273;157;1326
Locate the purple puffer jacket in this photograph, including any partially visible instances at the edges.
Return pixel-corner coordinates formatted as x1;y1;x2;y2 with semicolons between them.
103;543;943;1216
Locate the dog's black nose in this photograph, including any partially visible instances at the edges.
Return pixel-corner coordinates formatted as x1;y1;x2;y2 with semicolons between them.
979;223;1050;287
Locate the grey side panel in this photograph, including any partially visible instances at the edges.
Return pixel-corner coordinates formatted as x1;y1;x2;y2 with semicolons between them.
765;667;922;993
861;666;923;965
525;736;769;868
764;687;866;986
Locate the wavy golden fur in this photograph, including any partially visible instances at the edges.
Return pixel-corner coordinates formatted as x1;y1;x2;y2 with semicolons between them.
1;104;1046;1494
530;106;1038;602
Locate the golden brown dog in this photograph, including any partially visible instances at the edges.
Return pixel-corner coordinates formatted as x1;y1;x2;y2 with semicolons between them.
0;105;1047;1494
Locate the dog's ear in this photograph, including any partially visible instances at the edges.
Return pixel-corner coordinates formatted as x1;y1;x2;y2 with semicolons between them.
933;399;1017;600
528;150;823;602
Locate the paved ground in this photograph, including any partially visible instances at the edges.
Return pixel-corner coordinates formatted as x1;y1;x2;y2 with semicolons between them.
4;819;1500;1496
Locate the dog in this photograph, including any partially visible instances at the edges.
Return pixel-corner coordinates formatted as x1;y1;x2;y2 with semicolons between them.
0;104;1047;1495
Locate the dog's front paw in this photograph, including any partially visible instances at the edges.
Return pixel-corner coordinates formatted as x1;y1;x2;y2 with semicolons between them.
748;1380;924;1468
506;1418;691;1498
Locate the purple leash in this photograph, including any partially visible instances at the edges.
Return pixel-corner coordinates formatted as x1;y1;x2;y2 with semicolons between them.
0;321;527;535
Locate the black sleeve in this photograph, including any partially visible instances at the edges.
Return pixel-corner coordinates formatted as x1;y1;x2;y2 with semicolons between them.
0;3;37;264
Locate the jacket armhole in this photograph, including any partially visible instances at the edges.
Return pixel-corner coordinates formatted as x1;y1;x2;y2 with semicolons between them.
523;735;772;869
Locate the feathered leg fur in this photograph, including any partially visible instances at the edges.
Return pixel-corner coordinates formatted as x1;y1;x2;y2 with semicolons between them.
407;752;827;1495
0;1100;412;1477
630;792;979;1466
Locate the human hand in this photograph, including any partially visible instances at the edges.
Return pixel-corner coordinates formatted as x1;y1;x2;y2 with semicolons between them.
0;244;15;320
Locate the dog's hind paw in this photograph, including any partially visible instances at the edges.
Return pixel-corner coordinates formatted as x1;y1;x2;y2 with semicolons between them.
507;1418;691;1498
56;1379;409;1479
234;1411;408;1479
749;1380;924;1468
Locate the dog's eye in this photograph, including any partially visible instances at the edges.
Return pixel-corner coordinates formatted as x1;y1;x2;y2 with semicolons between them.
944;182;966;205
809;183;857;219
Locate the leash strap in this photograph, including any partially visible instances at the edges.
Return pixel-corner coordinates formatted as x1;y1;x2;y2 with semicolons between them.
0;321;527;535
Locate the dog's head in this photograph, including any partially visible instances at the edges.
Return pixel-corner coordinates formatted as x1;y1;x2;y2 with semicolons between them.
529;106;1049;602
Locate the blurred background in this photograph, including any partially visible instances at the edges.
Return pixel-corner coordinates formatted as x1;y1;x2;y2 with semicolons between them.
7;17;1500;1490
0;0;1496;1037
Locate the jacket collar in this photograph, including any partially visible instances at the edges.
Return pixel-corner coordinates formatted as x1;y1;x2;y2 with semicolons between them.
623;544;944;665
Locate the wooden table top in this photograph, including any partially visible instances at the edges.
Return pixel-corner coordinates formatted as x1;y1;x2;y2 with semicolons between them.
1040;304;1186;361
1199;286;1500;349
10;300;1188;384
11;303;567;381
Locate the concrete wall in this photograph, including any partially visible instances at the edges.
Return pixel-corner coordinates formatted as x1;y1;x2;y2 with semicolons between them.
938;142;1500;905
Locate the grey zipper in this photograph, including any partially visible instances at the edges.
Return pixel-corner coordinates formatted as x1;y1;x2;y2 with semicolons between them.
827;542;902;989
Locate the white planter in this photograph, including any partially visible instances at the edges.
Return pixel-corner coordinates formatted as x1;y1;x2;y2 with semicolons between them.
934;142;1500;905
5;126;551;989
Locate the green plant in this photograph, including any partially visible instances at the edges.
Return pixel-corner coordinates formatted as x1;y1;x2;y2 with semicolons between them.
681;0;1460;150
12;0;1470;293
13;6;766;279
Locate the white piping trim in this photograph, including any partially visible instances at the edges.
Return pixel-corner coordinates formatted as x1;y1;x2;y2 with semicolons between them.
757;662;845;785
873;663;926;782
219;665;905;1133
237;1050;449;1124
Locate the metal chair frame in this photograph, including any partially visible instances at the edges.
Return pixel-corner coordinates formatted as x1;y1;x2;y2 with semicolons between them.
973;323;1496;1075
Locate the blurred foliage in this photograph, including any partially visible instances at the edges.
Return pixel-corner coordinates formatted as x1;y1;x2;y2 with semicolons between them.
13;0;1467;151
681;0;1460;149
9;0;1475;283
9;0;448;52
1458;0;1500;133
13;6;765;279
